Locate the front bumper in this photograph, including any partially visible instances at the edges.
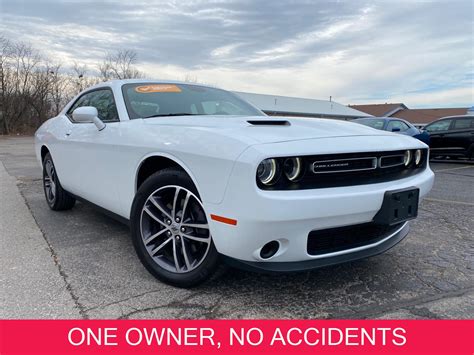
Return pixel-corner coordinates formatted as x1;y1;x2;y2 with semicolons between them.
205;161;434;265
203;136;434;268
222;221;409;272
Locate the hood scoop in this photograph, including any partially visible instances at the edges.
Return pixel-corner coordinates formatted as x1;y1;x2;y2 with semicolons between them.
247;120;290;126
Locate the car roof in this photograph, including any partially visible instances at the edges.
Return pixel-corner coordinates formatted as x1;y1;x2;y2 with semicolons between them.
425;115;474;126
88;79;216;91
354;117;414;125
435;115;474;120
354;117;388;121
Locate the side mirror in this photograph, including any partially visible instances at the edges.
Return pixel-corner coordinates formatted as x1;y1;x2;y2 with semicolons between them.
72;106;106;131
391;127;401;132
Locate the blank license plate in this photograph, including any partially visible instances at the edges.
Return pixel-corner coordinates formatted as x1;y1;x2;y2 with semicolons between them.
374;187;419;225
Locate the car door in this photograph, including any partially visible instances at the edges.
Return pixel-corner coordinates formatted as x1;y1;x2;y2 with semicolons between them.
448;117;474;155
59;88;123;214
424;119;453;154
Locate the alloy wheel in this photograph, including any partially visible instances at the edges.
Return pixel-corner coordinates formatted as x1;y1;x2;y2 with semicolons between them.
139;185;211;273
44;160;56;204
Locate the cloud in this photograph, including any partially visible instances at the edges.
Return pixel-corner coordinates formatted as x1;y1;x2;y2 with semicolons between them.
210;43;242;58
0;0;472;107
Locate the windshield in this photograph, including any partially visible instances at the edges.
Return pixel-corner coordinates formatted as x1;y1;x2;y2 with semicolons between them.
122;83;264;119
354;118;386;130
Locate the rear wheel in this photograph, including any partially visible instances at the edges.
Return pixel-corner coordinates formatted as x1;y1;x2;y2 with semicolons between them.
42;153;76;211
130;168;219;287
468;144;474;160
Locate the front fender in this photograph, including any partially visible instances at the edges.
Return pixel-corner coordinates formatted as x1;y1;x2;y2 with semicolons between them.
134;152;204;197
115;120;253;218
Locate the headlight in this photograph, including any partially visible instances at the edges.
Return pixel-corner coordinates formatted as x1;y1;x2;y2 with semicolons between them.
257;158;279;185
415;149;422;165
404;150;412;166
283;157;303;181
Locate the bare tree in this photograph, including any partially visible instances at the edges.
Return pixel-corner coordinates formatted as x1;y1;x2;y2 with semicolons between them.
0;38;42;134
0;36;12;133
0;34;148;134
29;63;53;127
48;64;68;115
99;49;142;81
69;62;100;93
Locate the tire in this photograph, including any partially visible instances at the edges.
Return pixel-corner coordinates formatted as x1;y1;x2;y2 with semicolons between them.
42;153;76;211
130;168;219;288
468;144;474;160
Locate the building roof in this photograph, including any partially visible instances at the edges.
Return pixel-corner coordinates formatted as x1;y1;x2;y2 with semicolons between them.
391;108;470;124
349;102;470;124
234;91;369;119
348;103;407;117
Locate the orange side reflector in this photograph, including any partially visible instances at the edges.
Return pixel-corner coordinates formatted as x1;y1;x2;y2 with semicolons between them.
210;214;237;226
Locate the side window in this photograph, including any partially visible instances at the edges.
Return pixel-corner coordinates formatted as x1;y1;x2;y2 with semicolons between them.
452;118;472;130
361;119;385;129
67;94;91;115
425;120;452;132
372;120;385;129
399;121;410;131
67;89;119;123
387;120;408;132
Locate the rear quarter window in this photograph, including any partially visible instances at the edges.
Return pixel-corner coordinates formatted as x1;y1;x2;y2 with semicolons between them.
453;118;473;130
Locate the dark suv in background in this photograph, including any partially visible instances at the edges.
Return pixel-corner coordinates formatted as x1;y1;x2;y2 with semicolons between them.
424;115;474;160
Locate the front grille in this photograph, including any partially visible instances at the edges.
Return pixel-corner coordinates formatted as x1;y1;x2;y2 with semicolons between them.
307;222;404;256
258;149;428;190
379;154;404;168
312;157;377;173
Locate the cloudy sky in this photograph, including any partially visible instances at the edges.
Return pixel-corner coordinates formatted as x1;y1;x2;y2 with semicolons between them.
1;0;472;107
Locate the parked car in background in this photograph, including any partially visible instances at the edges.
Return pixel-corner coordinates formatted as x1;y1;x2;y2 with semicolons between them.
353;117;430;145
423;115;474;160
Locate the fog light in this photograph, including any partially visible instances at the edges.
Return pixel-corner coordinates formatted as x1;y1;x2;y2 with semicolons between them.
260;241;280;259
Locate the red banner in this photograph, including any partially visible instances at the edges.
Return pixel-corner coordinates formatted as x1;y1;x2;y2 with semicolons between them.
0;320;472;354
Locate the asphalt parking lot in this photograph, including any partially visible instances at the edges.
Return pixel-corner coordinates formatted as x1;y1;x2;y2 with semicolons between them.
1;136;473;319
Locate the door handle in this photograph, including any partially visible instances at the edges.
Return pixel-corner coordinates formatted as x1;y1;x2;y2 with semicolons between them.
65;130;72;137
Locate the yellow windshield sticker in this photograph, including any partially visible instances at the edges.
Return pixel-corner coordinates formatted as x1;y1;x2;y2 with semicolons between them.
135;84;182;93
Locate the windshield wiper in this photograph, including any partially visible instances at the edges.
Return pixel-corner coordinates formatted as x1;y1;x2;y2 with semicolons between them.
143;113;201;118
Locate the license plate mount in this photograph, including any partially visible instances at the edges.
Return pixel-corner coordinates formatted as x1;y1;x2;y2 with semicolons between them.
373;187;419;225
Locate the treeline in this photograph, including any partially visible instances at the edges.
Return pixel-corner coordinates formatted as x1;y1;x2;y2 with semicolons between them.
0;36;143;134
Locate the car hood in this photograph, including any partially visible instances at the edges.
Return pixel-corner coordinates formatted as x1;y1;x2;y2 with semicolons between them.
143;115;393;144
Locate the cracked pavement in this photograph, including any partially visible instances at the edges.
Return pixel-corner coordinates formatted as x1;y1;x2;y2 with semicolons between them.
1;136;473;319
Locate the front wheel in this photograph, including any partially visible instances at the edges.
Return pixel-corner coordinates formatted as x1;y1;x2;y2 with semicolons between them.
130;168;219;287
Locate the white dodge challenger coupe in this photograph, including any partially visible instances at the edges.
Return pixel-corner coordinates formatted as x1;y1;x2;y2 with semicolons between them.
35;80;434;287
